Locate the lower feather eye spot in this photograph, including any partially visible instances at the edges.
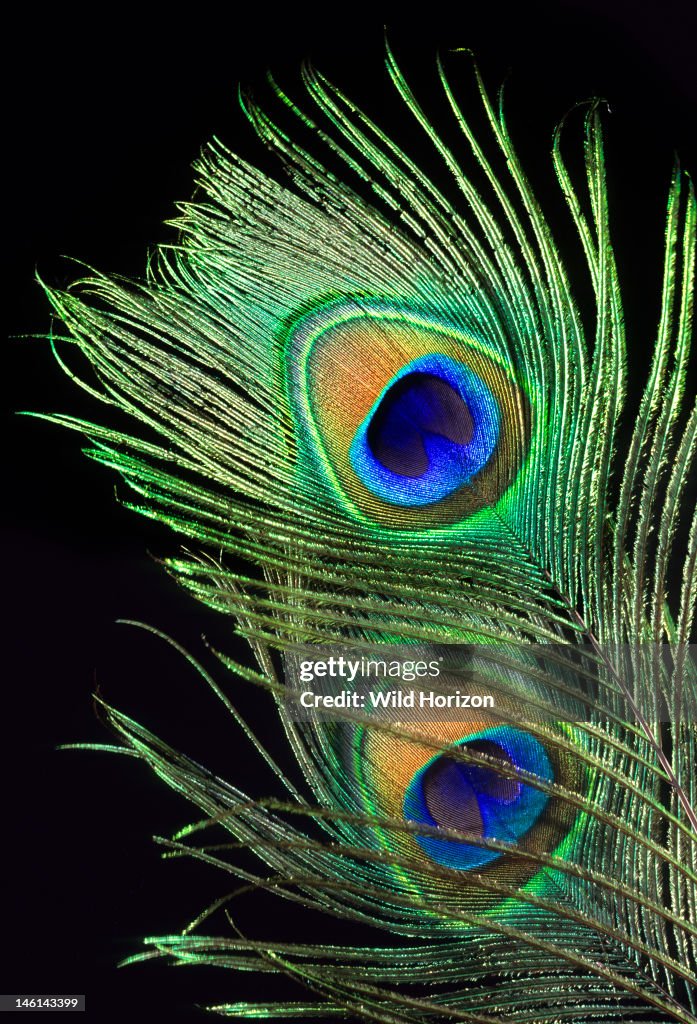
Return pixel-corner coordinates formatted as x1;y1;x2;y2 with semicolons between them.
287;302;529;529
403;727;553;870
422;755;486;837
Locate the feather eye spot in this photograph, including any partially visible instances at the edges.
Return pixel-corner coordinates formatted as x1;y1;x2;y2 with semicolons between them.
403;727;553;870
287;300;529;529
366;372;475;478
351;356;500;507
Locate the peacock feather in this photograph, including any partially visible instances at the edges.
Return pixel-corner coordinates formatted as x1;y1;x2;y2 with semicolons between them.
34;45;697;1022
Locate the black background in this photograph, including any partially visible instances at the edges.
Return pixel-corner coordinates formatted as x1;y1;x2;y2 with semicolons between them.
4;3;697;1020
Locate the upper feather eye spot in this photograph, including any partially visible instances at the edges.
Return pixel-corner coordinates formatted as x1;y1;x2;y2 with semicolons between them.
287;300;529;530
366;372;475;477
351;354;500;507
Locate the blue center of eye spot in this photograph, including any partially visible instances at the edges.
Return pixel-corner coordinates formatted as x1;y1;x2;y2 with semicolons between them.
349;354;500;506
366;372;474;476
403;726;553;871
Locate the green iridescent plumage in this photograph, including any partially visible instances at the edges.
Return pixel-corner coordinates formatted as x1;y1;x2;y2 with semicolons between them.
36;47;697;1022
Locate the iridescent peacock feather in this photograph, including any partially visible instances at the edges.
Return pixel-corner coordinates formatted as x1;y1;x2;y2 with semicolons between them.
34;45;697;1022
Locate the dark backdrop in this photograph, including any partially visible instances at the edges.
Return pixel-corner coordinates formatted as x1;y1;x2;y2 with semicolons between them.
5;4;697;1020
